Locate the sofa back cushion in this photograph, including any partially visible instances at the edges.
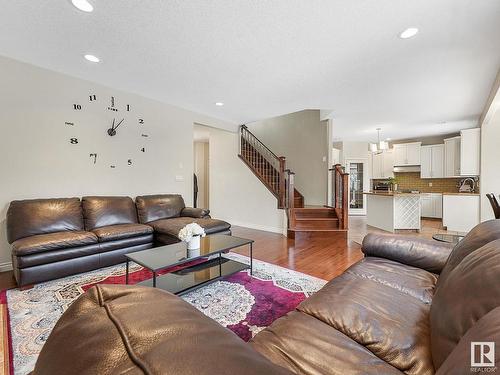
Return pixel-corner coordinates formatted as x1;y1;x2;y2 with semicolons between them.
135;194;185;223
7;198;84;243
82;196;138;230
438;219;500;286
430;238;500;370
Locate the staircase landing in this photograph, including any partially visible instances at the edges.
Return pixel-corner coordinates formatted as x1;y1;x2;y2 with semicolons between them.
288;207;347;241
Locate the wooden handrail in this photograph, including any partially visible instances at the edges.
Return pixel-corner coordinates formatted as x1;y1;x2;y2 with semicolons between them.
239;125;288;209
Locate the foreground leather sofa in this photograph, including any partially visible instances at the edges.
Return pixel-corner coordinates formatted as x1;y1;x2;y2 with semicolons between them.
7;194;230;286
31;220;500;374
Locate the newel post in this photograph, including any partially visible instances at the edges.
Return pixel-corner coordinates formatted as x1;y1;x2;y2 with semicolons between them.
278;157;286;209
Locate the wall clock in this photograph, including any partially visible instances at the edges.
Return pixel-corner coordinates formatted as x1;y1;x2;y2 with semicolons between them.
66;94;149;168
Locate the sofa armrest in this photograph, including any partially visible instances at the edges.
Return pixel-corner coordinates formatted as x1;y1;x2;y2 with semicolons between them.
361;233;453;274
181;207;210;218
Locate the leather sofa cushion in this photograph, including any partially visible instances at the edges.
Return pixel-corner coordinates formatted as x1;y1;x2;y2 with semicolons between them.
149;217;231;238
438;219;500;286
345;257;438;304
435;306;500;374
82;196;138;230
430;239;500;370
135;194;186;223
251;311;404;375
32;284;293;375
298;270;434;375
14;243;101;268
181;207;210;218
92;224;153;242
12;231;98;256
7;198;84;243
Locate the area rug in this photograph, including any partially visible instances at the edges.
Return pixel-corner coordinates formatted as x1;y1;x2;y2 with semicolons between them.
0;253;326;375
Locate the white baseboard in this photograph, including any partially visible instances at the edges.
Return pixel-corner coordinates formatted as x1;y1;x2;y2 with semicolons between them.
0;262;13;272
230;221;284;235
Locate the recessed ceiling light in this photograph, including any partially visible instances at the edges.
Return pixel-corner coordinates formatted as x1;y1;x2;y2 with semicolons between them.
71;0;93;12
386;138;392;141
399;27;419;39
84;54;100;63
215;102;224;106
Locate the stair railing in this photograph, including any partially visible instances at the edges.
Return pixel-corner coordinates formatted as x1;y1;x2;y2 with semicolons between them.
284;169;295;229
329;164;349;230
239;125;286;208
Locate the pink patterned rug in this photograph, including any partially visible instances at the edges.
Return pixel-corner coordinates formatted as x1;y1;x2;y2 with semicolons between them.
1;253;325;375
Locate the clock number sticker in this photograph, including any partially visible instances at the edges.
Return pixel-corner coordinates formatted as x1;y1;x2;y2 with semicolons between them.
73;104;82;110
128;159;132;165
138;118;144;124
141;147;145;153
70;138;78;144
65;122;74;126
127;104;131;111
89;94;97;102
89;153;98;164
107;96;118;112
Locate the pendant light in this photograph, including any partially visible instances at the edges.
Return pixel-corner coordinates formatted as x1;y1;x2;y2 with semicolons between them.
370;128;389;153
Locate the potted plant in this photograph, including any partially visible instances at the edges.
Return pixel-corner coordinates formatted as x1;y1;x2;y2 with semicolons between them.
387;177;399;192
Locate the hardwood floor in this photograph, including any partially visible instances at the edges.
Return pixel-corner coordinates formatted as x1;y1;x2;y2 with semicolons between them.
0;216;455;290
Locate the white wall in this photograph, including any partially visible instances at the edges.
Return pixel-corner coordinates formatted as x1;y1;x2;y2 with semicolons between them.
0;56;234;268
247;110;328;206
480;90;500;221
208;127;285;233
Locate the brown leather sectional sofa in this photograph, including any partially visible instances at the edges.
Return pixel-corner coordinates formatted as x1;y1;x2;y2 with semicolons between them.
7;194;230;286
31;219;500;374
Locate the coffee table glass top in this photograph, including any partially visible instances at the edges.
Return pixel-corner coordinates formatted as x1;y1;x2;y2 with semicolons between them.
125;234;253;272
432;233;465;245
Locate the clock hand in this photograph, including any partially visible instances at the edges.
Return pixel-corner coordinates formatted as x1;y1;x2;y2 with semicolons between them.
110;118;115;130
113;119;125;131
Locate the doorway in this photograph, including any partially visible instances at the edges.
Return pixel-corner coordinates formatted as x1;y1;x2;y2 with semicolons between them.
345;158;369;215
193;125;210;209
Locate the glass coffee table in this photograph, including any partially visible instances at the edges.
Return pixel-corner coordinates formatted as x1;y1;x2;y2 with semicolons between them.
125;234;254;295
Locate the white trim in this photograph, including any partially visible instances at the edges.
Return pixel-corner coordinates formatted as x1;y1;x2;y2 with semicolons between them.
230;221;284;235
0;262;13;272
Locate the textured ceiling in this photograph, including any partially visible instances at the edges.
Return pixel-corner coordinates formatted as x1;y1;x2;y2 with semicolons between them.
0;0;499;141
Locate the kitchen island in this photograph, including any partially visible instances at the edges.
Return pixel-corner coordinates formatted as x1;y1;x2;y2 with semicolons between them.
364;192;421;233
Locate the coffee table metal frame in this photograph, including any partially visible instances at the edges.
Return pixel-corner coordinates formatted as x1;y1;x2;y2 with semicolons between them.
124;234;253;295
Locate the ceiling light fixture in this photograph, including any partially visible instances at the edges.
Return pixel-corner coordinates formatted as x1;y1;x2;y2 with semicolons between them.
370;128;389;153
215;102;224;106
84;54;100;63
399;27;419;39
71;0;93;12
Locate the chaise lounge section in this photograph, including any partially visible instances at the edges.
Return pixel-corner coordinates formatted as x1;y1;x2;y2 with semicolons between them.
7;194;231;286
136;194;231;245
30;220;500;374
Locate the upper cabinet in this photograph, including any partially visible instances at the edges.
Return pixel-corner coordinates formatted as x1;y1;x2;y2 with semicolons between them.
444;136;461;177
421;144;444;178
460;128;481;176
372;149;394;179
444;129;480;177
393;142;421;166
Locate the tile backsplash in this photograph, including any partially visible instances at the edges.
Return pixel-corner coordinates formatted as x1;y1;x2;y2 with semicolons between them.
374;173;472;193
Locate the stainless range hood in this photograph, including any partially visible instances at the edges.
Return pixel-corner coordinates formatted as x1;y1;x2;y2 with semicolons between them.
393;165;421;173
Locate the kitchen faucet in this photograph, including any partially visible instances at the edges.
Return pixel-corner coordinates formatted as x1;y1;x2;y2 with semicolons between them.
459;178;476;193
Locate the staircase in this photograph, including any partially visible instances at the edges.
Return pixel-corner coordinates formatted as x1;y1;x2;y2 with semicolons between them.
238;125;349;240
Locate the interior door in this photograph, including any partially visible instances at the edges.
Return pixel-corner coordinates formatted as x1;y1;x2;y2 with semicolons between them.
346;159;369;215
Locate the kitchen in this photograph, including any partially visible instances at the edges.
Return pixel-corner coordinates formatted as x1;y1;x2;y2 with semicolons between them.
357;128;481;233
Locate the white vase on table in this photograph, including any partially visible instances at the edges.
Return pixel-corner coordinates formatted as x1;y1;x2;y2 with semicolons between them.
187;235;201;250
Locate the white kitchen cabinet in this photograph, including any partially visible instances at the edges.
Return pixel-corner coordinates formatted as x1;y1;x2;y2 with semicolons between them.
382;150;394;178
371;150;393;179
393;142;421;166
420;193;442;218
460;128;481;176
443;194;480;232
420;145;444;178
444;136;461;177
